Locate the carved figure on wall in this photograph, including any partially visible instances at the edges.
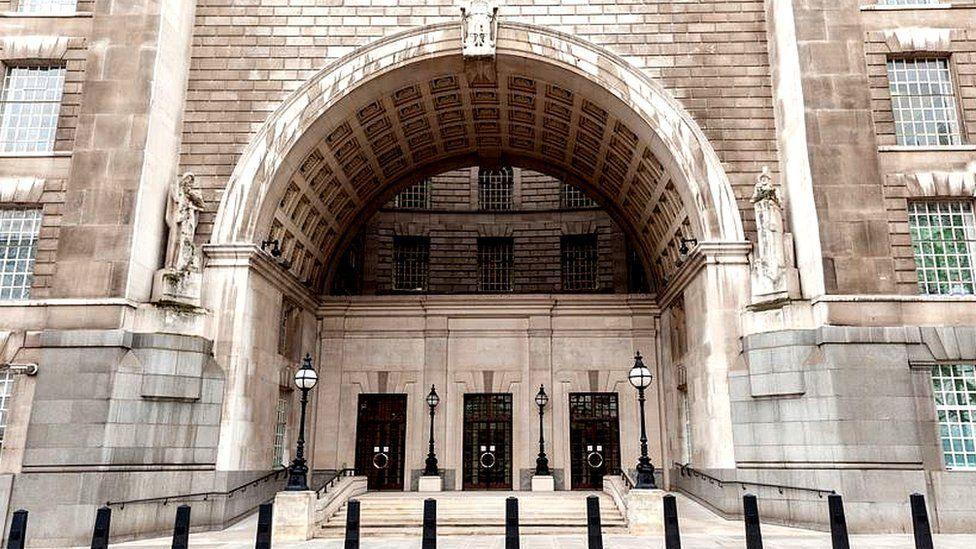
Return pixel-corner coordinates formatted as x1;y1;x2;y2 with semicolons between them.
461;0;499;57
751;166;791;303
165;172;205;276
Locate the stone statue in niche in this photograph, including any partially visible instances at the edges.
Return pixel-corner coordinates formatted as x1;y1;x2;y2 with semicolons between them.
750;166;799;307
460;0;499;58
153;172;204;308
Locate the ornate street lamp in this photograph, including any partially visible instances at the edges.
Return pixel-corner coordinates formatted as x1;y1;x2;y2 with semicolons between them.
285;353;318;491
423;385;440;476
534;385;551;476
628;351;657;489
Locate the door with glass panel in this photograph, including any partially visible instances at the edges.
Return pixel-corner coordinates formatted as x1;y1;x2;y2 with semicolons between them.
354;394;408;490
569;392;621;489
462;393;513;490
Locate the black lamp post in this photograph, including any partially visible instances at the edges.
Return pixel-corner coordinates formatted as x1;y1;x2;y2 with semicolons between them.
423;385;440;476
628;351;657;489
534;385;551;476
285;353;318;491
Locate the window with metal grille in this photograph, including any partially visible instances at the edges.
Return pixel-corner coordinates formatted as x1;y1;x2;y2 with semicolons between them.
932;364;976;470
0;66;66;153
392;236;429;292
477;237;513;292
908;200;976;295
886;58;961;147
561;234;599;291
0;209;41;300
18;0;77;13
561;184;598;209
478;166;514;211
272;393;288;468
393;179;431;209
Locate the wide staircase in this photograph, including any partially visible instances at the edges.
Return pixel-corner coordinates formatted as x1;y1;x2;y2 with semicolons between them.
315;491;627;537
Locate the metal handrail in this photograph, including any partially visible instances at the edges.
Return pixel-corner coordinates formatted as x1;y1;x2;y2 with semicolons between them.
105;467;288;509
673;462;835;498
620;469;637;490
315;468;357;498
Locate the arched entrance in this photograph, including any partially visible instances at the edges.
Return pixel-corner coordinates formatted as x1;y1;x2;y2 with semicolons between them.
204;22;750;489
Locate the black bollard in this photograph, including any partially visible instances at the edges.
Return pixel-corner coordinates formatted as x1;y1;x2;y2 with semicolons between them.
505;496;520;549
663;494;682;549
910;493;934;549
255;503;273;549
586;495;603;549
172;504;191;549
743;494;763;549
422;498;437;549
828;494;850;549
345;499;361;549
7;509;28;549
91;506;112;549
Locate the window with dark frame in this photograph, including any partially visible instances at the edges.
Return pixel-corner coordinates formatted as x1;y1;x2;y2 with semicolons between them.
561;234;599;291
477;237;514;292
561;183;598;209
393;179;431;210
392;236;429;292
478;166;514;211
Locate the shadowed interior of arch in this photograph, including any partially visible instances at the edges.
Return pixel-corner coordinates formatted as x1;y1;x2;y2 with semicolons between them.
259;53;700;293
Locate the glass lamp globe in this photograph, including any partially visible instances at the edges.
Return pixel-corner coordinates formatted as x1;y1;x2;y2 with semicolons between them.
426;385;440;408
628;351;653;390
535;385;549;408
294;354;318;390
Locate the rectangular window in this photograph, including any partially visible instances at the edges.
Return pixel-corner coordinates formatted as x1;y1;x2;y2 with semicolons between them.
17;0;77;13
932;364;976;470
561;234;599;291
561;184;598;209
392;236;429;292
393;179;431;210
908;200;976;295
0;66;66;153
477;237;513;292
887;58;961;147
0;370;13;448
478;167;514;211
272;394;288;468
0;208;42;300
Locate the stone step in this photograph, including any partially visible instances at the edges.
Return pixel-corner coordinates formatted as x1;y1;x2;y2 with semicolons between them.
315;525;630;538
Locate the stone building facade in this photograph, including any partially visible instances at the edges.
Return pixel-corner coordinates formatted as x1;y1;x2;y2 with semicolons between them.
0;0;973;544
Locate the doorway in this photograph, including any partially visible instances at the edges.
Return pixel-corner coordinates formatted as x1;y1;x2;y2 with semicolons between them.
569;392;621;489
354;394;408;490
462;393;513;490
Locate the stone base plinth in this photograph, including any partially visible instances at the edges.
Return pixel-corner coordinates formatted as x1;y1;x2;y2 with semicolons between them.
151;269;201;308
625;489;666;535
418;475;443;492
272;490;315;542
531;475;555;491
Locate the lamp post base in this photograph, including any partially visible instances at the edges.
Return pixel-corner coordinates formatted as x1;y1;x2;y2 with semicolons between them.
531;475;555;492
635;459;657;490
418;476;443;492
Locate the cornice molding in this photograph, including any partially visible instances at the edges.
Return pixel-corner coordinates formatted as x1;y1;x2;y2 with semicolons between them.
203;243;319;311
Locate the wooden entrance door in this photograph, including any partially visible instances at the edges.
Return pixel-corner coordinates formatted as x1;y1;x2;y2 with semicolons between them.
354;394;407;490
462;393;513;490
569;392;621;489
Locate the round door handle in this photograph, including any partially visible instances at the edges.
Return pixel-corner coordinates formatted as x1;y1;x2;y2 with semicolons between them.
479;451;496;469
372;451;390;470
586;451;604;470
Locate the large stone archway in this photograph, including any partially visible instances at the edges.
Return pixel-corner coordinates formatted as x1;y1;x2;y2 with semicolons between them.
203;22;750;483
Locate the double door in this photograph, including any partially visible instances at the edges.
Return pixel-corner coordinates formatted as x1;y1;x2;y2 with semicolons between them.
355;394;407;490
462;393;513;490
569;392;621;489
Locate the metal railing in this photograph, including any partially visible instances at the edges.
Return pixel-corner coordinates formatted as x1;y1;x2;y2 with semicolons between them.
315;467;357;498
105;467;288;509
620;469;637;490
673;462;836;498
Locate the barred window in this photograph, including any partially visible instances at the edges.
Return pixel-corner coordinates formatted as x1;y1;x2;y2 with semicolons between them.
0;66;66;153
561;234;599;291
272;393;288;468
17;0;77;13
887;58;961;147
478;166;514;211
392;236;429;292
908;201;976;296
477;237;513;292
561;184;598;209
393;179;431;210
0;209;42;300
932;364;976;470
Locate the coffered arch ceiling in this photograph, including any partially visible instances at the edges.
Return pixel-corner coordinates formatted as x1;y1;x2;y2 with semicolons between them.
211;23;744;294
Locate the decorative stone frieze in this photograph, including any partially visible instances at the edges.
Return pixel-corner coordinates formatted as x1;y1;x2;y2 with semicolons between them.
0;177;45;203
882;27;952;54
460;0;499;58
0;35;70;61
891;161;976;198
